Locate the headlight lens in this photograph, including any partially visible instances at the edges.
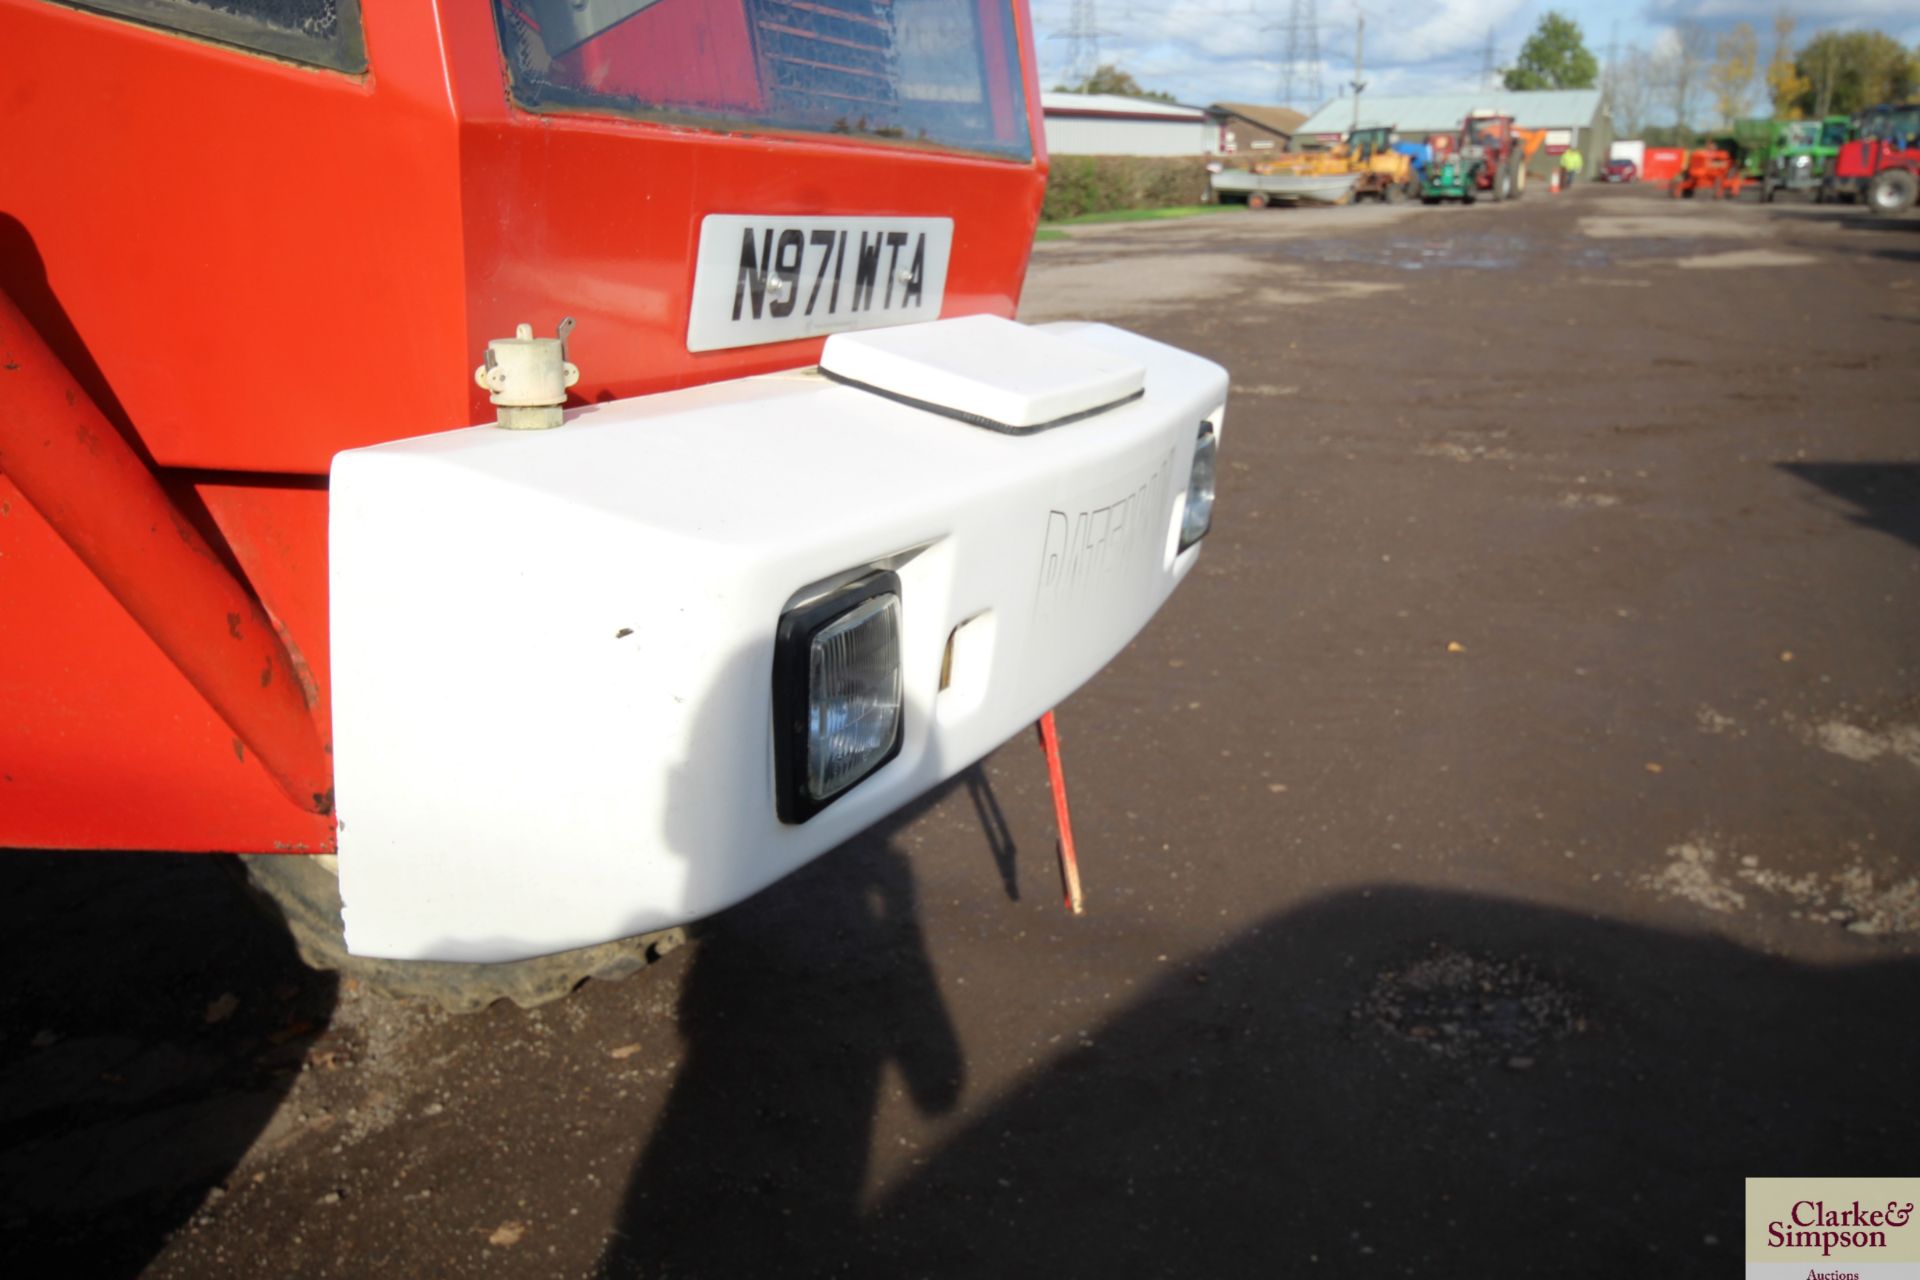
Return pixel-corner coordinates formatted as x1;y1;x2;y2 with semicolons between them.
1180;422;1217;551
773;572;904;822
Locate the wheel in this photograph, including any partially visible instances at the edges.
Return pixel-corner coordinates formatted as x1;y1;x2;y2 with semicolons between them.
1381;180;1401;204
1867;168;1918;216
1512;164;1527;198
1247;191;1269;211
1761;180;1776;204
228;854;685;1014
1495;167;1512;202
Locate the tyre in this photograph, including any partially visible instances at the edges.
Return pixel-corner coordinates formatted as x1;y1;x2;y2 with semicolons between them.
1495;167;1512;202
1761;180;1776;204
1867;168;1918;216
1247;191;1269;211
1512;164;1527;198
229;854;685;1014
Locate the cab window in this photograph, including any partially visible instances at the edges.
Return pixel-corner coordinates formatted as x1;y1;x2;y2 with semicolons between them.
495;0;1032;160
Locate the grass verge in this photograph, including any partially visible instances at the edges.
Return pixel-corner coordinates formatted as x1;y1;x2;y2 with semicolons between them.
1040;205;1238;230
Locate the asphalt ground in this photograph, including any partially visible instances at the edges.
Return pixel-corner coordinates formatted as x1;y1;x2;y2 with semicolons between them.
4;182;1918;1278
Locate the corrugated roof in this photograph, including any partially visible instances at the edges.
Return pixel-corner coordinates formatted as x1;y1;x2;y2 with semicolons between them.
1211;102;1308;135
1041;92;1208;121
1293;89;1605;137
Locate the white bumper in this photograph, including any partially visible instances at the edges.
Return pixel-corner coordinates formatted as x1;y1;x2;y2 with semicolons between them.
330;321;1226;961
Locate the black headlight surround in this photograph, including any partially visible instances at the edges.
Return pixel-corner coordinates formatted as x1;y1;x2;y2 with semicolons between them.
771;569;905;824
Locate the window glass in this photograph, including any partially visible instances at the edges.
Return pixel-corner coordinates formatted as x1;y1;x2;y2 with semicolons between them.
496;0;1031;159
61;0;366;72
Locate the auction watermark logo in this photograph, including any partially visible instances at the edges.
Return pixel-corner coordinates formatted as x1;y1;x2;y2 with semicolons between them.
1747;1179;1920;1279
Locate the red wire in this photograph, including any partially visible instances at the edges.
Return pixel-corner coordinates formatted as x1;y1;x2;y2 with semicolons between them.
1037;710;1085;915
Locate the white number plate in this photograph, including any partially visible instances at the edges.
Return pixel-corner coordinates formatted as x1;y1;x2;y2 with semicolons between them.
686;215;953;353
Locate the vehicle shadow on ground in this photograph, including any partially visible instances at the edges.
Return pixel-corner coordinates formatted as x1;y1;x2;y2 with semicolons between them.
1781;462;1920;552
0;851;335;1276
600;880;1920;1278
599;790;966;1279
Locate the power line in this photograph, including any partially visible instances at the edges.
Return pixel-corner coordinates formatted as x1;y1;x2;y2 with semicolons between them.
1349;11;1366;131
1280;0;1323;109
1051;0;1107;84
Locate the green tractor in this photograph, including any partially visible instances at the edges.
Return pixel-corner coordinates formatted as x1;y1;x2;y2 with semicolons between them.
1733;117;1775;183
1763;115;1850;201
1422;151;1475;203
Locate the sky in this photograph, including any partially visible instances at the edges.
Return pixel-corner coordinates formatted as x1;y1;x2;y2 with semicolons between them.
1026;0;1920;111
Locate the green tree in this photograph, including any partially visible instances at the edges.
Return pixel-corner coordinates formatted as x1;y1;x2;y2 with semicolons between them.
1503;11;1599;91
1708;22;1759;125
1793;30;1917;116
1052;64;1176;103
1765;10;1811;119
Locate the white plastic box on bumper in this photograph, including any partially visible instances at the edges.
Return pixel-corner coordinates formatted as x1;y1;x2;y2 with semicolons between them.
330;318;1227;962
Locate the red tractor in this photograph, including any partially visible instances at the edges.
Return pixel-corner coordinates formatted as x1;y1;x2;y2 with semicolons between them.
1827;103;1920;215
1419;110;1535;202
1669;149;1747;199
0;0;1227;1007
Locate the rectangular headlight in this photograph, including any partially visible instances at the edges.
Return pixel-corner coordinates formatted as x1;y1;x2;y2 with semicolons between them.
773;571;904;822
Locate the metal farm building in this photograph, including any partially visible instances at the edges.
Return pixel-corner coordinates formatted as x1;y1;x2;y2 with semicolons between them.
1293;89;1611;178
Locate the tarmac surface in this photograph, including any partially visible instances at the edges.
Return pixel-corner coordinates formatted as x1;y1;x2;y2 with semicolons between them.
4;183;1919;1277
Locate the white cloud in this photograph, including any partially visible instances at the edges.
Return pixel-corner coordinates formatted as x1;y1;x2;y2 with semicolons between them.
1029;0;1917;111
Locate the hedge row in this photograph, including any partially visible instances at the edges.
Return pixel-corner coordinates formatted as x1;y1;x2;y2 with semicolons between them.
1041;155;1214;221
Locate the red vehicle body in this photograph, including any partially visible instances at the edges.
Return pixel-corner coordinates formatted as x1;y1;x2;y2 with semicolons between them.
0;0;1049;856
1828;103;1920;214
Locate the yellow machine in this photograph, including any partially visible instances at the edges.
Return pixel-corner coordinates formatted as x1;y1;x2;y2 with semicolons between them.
1244;126;1418;204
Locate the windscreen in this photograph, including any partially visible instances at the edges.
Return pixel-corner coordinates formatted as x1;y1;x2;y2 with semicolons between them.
495;0;1032;160
1888;108;1920;148
61;0;365;70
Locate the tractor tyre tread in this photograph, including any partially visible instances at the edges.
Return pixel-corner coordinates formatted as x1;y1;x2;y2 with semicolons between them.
227;854;685;1015
1867;168;1918;217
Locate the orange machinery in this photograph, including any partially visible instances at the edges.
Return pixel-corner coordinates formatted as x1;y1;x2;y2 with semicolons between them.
1669;149;1748;199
